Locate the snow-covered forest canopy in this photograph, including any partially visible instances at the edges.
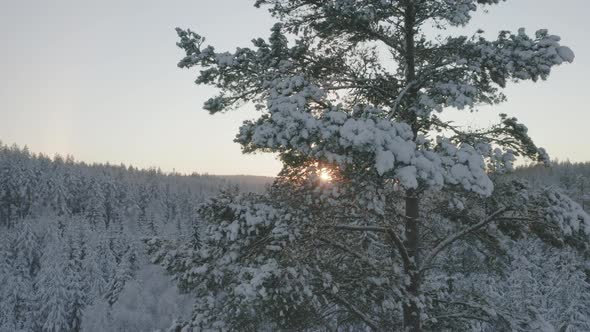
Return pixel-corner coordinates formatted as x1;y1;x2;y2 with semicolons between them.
0;142;270;332
0;142;588;332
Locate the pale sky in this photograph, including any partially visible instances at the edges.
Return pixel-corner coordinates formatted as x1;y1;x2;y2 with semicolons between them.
0;0;588;176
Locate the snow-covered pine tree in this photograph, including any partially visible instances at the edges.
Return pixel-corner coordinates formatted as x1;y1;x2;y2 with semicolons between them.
37;231;72;332
0;264;35;331
63;168;86;215
11;218;41;279
148;1;590;331
50;175;72;218
0;145;31;228
64;222;90;332
0;237;9;327
85;179;105;229
0;226;36;331
103;244;139;308
102;179;121;230
87;233;118;299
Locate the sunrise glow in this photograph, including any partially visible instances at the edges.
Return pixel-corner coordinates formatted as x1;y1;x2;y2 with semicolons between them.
319;168;333;182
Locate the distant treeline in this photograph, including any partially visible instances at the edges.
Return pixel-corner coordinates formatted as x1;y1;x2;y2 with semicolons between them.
0;142;271;230
517;160;590;211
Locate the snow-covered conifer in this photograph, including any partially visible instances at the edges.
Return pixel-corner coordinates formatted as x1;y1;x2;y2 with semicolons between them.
36;232;71;332
156;1;585;331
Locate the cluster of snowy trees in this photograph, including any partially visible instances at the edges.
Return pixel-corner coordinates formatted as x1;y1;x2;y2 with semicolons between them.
0;215;139;332
0;143;269;331
518;161;590;212
147;1;589;331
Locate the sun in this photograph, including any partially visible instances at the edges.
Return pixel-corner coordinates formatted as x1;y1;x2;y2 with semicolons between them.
319;168;333;182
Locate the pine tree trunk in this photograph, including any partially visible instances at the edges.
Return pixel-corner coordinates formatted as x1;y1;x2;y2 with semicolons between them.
403;193;421;332
402;2;422;331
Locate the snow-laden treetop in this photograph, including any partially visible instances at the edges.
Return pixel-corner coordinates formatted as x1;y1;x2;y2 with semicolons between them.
176;0;573;196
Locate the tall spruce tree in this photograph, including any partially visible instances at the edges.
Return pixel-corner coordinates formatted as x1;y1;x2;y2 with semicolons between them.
37;232;71;332
148;1;589;331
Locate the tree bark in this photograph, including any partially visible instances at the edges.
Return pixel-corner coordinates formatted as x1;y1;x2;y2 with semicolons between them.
402;1;422;331
403;193;421;332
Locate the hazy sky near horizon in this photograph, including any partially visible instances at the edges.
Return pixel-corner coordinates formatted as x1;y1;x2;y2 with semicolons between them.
0;0;588;176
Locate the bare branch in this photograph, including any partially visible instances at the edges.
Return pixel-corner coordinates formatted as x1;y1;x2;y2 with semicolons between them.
325;225;389;233
331;293;379;331
317;237;378;270
386;227;414;271
420;207;509;272
322;224;414;271
388;81;416;120
433;312;491;323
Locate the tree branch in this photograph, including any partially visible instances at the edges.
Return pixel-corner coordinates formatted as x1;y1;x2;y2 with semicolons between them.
433;312;491;323
388;81;416;120
325;225;389;233
322;224;413;271
317;236;378;270
386;227;414;271
420;207;509;272
332;293;379;331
